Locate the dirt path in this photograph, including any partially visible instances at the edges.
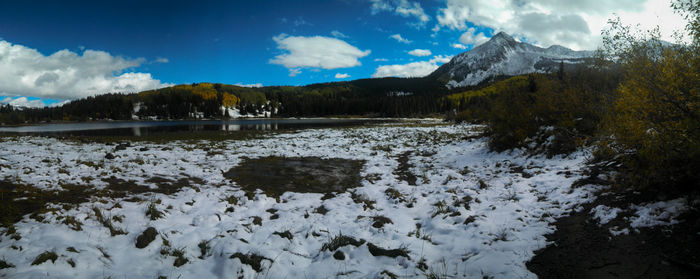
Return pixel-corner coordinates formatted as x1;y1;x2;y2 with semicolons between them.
527;192;700;278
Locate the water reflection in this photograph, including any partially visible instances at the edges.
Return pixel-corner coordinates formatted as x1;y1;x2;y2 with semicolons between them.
0;119;386;137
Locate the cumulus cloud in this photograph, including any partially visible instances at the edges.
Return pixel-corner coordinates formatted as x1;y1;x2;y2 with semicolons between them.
0;40;171;100
372;55;453;78
370;0;430;25
408;49;432;56
335;73;351;79
459;27;490;46
155;57;169;63
1;96;46;108
436;0;686;50
234;83;263;88
390;34;412;44
451;43;468;49
270;34;370;76
374;58;389;62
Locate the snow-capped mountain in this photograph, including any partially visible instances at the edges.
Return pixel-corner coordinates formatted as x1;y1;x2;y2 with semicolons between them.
430;32;593;88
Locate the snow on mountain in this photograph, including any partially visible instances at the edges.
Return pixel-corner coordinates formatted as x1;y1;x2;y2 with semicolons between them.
430;32;593;89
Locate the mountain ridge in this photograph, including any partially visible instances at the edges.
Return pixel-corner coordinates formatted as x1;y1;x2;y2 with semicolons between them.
429;32;593;88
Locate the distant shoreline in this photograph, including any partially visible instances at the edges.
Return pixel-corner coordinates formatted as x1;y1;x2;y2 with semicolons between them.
0;115;446;128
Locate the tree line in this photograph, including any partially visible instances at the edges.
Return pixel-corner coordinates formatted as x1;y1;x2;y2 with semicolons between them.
0;77;447;124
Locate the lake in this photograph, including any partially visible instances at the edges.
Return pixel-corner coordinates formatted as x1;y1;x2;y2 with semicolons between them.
0;118;388;136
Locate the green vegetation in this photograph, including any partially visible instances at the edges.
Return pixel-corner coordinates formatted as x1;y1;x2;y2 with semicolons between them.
446;0;699;195
92;207;127;236
595;2;700;194
446;70;618;155
146;202;164;220
0;77;446;124
172;248;188;267
321;233;365;252
0;259;15;269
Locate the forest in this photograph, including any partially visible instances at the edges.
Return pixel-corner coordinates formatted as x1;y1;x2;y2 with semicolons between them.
0;76;447;123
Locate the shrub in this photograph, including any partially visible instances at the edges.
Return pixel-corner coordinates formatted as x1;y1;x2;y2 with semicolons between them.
597;7;700;194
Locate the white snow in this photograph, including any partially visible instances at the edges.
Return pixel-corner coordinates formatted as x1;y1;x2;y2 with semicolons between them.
442;33;592;88
0;122;603;278
629;198;688;228
590;205;623;225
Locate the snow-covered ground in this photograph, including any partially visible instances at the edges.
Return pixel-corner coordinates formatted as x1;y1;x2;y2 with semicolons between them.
0;123;604;278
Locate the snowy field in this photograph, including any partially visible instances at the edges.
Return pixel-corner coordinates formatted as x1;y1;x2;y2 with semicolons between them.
0;122;604;278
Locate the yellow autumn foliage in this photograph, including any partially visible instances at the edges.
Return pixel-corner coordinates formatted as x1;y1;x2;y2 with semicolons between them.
221;92;239;107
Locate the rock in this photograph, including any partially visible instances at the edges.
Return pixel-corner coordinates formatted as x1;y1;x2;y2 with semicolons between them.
104;153;115;160
115;142;131;151
333;251;345;260
135;227;158;248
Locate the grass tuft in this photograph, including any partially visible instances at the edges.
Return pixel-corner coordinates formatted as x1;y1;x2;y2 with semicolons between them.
321;233;365;252
172;248;188;267
61;215;83;231
92;207;126;236
0;259;15;269
146;202;164;220
273;230;293;240
198;240;210;259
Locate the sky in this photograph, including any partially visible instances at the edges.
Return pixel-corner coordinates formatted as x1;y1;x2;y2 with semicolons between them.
0;0;689;106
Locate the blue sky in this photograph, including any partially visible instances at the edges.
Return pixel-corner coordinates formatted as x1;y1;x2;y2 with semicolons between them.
0;0;685;106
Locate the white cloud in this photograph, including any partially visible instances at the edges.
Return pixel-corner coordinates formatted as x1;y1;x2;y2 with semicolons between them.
451;43;468;49
288;68;302;77
234;83;263;88
335;73;351;79
374;58;389;62
459;27;490;46
155;57;169;63
390;33;412;44
0;40;171;100
331;30;348;38
372;55;453;78
293;17;312;27
432;55;452;63
408;49;432;56
270;34;370;77
1;96;47;108
436;0;687;50
370;0;430;25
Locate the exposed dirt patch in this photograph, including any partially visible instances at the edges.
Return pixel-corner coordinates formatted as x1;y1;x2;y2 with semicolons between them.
394;151;417;186
135;227;158;248
230;252;272;273
224;156;364;198
0;181;93;227
0;174;203;228
527;192;700;279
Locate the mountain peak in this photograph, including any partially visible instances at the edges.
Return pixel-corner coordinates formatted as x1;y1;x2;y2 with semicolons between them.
488;32;516;45
429;32;594;89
